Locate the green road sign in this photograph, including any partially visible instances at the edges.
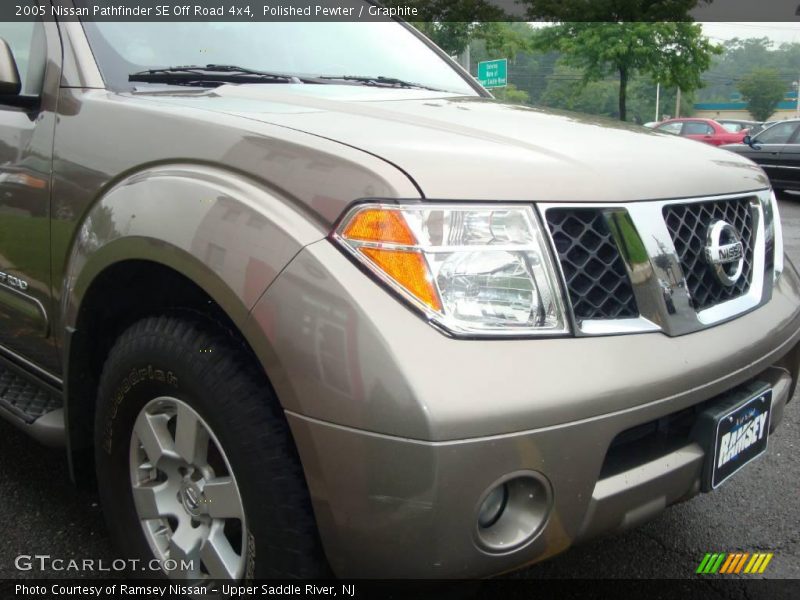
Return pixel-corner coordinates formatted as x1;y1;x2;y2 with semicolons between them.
477;59;508;88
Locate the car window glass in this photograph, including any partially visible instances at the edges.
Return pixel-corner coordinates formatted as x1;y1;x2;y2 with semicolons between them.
755;122;799;144
682;122;713;135
721;123;743;133
0;18;46;96
656;122;682;135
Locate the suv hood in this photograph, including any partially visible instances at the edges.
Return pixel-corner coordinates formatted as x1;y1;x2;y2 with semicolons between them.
137;84;769;202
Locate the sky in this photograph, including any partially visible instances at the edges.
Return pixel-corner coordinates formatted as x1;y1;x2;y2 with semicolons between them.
701;22;800;45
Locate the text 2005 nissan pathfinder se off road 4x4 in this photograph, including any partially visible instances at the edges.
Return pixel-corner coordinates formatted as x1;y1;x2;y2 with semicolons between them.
0;7;797;580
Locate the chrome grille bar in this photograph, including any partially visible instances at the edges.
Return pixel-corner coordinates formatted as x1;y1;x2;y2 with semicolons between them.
539;189;772;337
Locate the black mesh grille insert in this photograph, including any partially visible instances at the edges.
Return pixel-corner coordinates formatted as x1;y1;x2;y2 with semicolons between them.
545;208;638;320
663;197;754;311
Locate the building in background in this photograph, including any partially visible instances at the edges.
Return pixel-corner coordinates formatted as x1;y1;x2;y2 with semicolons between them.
694;90;799;122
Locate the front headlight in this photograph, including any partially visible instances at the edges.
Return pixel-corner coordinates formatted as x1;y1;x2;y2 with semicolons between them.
763;189;784;282
331;202;569;336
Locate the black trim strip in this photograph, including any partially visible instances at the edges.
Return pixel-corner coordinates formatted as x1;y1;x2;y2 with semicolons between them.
0;343;63;394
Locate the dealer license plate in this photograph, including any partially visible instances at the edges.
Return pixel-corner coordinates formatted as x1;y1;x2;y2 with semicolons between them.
710;389;771;489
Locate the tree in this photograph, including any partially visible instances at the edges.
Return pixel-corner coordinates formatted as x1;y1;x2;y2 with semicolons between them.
404;0;515;55
697;39;800;108
699;38;774;102
532;22;720;121
413;20;534;105
413;22;479;56
524;0;707;21
414;21;531;57
738;68;787;121
492;83;531;104
539;65;618;115
628;78;694;122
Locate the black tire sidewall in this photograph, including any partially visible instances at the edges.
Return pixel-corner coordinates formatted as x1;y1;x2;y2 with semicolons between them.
94;319;325;579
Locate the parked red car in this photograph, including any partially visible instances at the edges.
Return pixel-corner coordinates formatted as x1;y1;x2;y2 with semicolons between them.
654;118;749;146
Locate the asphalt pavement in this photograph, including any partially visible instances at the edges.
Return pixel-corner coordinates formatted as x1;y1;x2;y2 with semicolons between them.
0;200;798;587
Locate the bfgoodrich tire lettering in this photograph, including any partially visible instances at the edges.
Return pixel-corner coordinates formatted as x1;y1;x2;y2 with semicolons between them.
94;315;328;579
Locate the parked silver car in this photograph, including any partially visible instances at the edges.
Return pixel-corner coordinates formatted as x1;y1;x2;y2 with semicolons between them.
722;119;800;195
0;6;797;580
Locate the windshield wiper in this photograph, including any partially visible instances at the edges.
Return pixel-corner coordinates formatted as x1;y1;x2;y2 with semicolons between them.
129;65;304;87
129;66;452;92
319;75;448;92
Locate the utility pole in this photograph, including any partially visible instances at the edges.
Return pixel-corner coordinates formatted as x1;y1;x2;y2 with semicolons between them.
459;44;471;73
675;88;681;118
655;82;660;122
795;79;800;118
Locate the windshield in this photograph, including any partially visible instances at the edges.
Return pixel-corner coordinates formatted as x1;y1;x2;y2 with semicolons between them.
80;19;479;96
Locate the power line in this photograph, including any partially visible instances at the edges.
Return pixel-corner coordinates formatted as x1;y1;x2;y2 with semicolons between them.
711;22;800;32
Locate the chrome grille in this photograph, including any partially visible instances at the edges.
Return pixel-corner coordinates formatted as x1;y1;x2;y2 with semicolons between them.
540;191;771;337
544;208;638;320
662;197;754;311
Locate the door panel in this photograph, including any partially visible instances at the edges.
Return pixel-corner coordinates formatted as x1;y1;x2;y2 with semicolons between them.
745;122;800;190
0;18;60;374
740;143;786;169
771;134;800;190
681;121;715;145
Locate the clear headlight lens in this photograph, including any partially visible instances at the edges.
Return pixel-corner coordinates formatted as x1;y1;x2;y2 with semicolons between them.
763;189;784;282
332;203;569;336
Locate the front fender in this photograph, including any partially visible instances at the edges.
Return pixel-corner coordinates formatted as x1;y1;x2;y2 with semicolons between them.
61;163;326;336
59;163;330;482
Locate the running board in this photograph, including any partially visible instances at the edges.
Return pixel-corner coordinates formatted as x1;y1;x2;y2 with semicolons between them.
0;360;65;447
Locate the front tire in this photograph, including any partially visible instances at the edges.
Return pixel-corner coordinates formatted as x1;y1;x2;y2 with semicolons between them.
94;315;328;579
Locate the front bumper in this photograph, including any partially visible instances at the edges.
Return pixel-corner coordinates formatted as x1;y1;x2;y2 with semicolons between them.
248;240;800;578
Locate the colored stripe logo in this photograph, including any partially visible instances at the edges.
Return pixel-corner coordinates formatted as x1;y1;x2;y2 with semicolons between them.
696;552;773;574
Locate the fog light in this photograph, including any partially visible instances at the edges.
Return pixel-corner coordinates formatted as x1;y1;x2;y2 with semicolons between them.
474;472;553;553
478;483;508;528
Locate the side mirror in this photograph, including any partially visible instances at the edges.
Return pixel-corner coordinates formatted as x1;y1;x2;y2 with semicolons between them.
0;38;21;96
743;135;761;150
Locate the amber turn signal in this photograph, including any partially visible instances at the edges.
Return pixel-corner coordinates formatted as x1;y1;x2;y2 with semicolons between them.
342;207;417;245
359;247;442;312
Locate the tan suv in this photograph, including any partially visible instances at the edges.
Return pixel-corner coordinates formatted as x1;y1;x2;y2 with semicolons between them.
0;5;796;579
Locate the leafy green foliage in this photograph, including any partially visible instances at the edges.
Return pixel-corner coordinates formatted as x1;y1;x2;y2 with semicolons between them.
413;22;479;56
413;21;531;57
411;20;534;105
738;68;789;121
404;0;519;55
699;38;799;104
491;83;531;104
408;7;794;125
539;65;618;114
532;22;720;120
627;78;694;122
466;24;542;91
479;22;534;58
523;0;708;21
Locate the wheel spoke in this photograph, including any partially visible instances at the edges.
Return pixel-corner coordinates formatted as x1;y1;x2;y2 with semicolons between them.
131;482;175;520
204;476;244;520
134;412;179;467
129;396;246;582
167;523;204;577
201;523;243;580
175;404;209;466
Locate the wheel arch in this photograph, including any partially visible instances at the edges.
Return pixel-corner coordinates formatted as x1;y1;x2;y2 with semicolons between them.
61;163;324;484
